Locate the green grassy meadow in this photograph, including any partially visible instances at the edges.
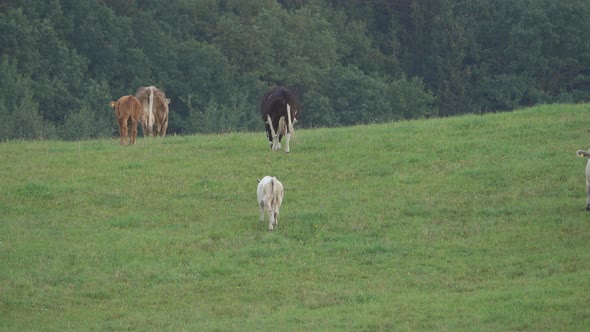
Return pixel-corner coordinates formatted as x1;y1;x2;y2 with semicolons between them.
1;104;590;330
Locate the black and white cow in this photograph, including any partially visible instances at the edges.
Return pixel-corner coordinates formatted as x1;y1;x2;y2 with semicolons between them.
260;86;300;153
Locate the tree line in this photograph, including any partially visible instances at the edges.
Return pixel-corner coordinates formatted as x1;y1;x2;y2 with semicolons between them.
0;0;588;140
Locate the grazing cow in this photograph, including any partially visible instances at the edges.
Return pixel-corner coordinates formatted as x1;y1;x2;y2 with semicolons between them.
110;95;141;145
260;86;300;153
135;86;170;137
257;176;284;231
577;150;590;210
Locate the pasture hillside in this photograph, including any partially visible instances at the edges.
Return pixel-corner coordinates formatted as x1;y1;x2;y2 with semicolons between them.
1;104;590;330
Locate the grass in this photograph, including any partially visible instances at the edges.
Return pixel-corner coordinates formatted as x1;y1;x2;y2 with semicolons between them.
1;103;590;330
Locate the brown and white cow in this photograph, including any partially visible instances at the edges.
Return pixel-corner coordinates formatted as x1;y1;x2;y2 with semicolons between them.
257;176;284;231
135;86;170;137
110;95;141;145
260;86;300;153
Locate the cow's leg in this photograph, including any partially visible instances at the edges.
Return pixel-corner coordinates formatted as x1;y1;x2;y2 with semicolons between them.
259;203;265;222
268;213;274;230
140;106;149;137
160;118;168;137
273;203;280;227
119;118;128;145
277;116;287;150
155;118;162;137
266;203;274;231
264;124;273;149
130;119;138;145
267;115;280;150
277;134;282;150
141;119;149;137
285;104;296;153
284;132;291;153
586;180;590;211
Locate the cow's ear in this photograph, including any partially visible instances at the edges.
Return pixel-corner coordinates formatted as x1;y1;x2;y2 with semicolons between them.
257;179;261;183
166;98;171;104
109;101;116;108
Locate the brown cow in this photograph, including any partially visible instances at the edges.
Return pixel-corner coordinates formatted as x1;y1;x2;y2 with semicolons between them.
110;95;141;145
135;86;170;137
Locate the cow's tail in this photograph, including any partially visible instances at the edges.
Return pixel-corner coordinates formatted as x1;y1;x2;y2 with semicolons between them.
148;88;155;130
287;103;295;137
578;150;590;158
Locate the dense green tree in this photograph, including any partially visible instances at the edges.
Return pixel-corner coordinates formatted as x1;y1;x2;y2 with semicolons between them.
0;56;54;140
0;0;588;140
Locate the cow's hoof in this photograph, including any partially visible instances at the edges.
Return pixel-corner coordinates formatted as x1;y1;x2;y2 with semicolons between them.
586;205;590;211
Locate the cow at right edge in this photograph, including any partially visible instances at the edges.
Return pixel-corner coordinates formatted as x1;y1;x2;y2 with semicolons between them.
577;149;590;210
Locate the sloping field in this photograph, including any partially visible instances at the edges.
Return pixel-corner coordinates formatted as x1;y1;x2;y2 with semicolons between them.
1;104;589;330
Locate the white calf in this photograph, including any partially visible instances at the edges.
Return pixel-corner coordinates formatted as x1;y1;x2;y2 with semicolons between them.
577;150;590;210
257;176;284;231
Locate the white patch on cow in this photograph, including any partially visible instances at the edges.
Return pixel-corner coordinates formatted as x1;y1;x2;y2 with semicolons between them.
257;176;284;231
284;132;291;153
287;104;295;135
147;87;156;133
277;116;289;152
278;116;286;135
284;104;292;153
267;115;281;150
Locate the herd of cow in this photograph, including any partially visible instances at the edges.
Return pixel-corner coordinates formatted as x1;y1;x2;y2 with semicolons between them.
110;86;300;230
110;86;171;145
111;86;590;223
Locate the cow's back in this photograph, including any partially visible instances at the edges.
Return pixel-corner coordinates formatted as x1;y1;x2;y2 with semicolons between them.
116;95;139;118
260;86;300;120
129;96;141;122
257;176;273;203
257;176;283;205
135;87;151;106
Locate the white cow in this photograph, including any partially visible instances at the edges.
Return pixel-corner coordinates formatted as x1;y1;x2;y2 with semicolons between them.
257;176;284;231
577;150;590;210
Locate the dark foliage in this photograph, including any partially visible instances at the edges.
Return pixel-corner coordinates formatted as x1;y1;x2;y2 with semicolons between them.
0;0;588;140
